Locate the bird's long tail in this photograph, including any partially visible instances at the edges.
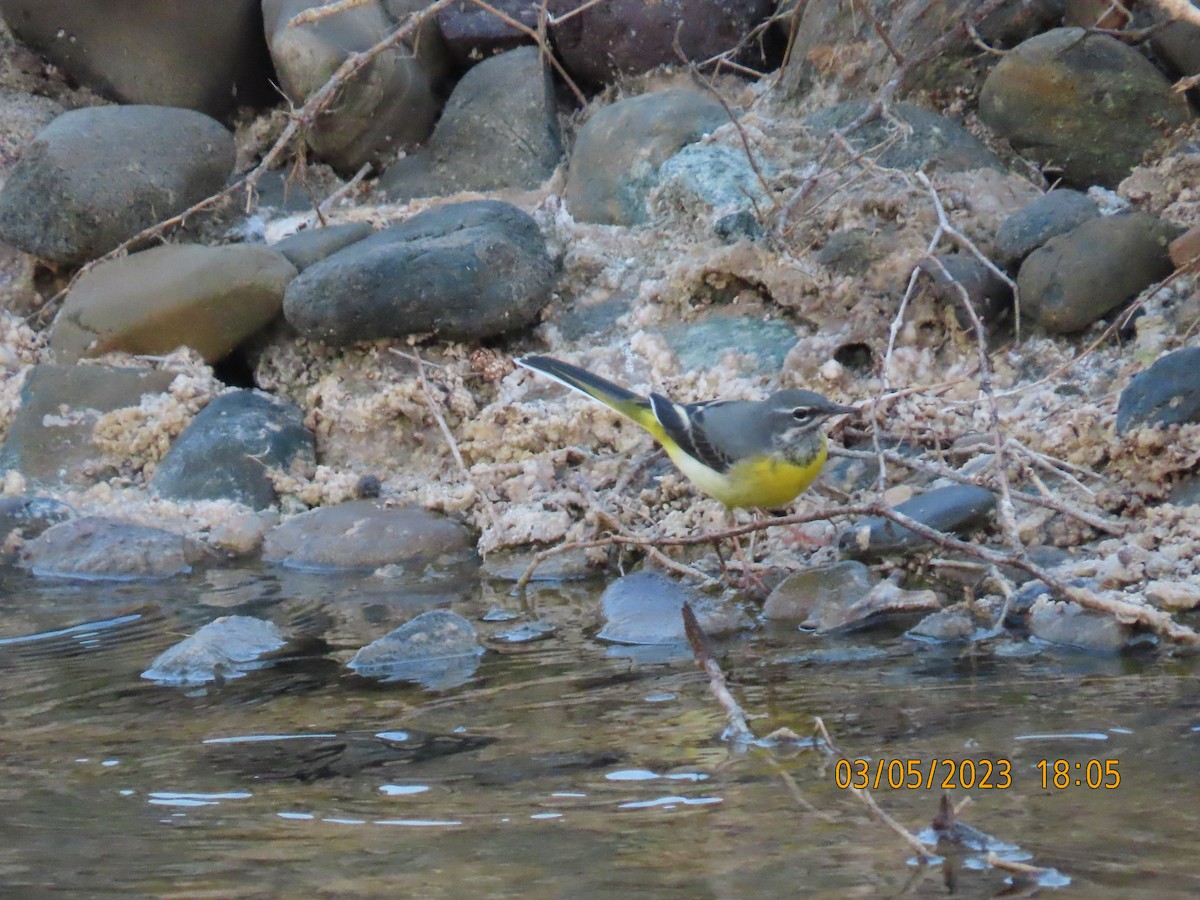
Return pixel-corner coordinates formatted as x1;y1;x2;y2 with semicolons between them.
515;355;662;437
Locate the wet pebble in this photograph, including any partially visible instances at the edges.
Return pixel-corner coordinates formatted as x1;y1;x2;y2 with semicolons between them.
150;390;316;510
839;485;996;558
19;516;211;580
979;28;1190;187
597;571;750;645
262;0;446;173
0;364;177;489
1018;212;1180;334
491;621;557;643
274;222;374;272
907;597;1006;643
564;89;727;226
263;500;474;570
49;244;297;364
1027;597;1136;653
347;609;484;688
763;560;878;621
994;189;1099;267
141;616;287;686
549;0;774;85
1115;347;1200;434
283;199;556;344
803;101;1003;173
380;47;562;201
0;105;234;265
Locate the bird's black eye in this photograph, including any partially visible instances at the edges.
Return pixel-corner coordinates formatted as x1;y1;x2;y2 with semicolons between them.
791;407;814;422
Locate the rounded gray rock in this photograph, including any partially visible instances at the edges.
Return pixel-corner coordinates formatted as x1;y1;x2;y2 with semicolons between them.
0;0;274;117
273;222;374;272
763;560;878;621
564;90;728;226
18;516;210;580
0;105;235;266
263;500;474;570
1017;212;1180;334
347;609;483;688
150;390;316;509
979;29;1191;188
380;46;563;201
804;101;1004;173
839;485;996;558
1116;347;1200;434
994;189;1100;266
283;200;556;344
263;0;447;174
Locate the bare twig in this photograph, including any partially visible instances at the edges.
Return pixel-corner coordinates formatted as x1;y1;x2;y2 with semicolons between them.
682;601;757;744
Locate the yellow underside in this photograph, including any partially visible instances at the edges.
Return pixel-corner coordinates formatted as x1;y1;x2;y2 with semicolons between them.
609;398;828;509
663;436;828;509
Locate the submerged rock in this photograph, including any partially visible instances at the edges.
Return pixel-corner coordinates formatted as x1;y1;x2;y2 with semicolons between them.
19;516;210;580
1027;597;1136;653
347;609;484;689
49;244;297;364
764;560;878;621
839;485;996;558
564;90;727;225
979;29;1190;187
0;105;234;265
908;597;1006;642
263;500;474;570
283;200;556;344
1018;213;1180;334
380;47;562;201
596;571;750;645
1116;347;1200;434
150;390;316;509
141;616;288;686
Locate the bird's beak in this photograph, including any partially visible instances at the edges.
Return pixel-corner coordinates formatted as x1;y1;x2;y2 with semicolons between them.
823;402;857;418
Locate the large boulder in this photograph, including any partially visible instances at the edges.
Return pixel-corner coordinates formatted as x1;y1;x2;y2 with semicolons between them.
262;0;448;174
283;200;556;344
380;47;563;201
979;29;1191;188
0;0;273;117
0;105;234;265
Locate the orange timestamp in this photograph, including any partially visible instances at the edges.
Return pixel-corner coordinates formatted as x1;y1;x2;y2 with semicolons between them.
834;758;1013;791
833;757;1122;791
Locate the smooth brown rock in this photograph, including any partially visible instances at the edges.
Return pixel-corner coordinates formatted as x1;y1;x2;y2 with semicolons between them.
50;244;297;363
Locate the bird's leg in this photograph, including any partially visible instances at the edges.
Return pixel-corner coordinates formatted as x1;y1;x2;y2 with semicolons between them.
711;539;731;581
726;509;767;595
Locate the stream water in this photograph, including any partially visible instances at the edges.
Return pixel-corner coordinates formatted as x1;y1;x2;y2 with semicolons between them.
1;563;1197;898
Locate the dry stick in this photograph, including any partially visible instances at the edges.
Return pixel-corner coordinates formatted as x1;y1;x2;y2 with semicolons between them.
813;717;933;860
318;161;372;214
42;0;458;314
681;601;757;745
288;0;373;25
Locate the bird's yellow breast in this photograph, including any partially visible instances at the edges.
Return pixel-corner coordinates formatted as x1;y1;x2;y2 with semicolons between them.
662;436;828;509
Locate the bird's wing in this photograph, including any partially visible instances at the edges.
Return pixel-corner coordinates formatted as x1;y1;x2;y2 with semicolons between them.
648;395;737;474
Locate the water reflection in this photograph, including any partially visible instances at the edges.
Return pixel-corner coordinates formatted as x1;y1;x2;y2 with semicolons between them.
0;563;1198;896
